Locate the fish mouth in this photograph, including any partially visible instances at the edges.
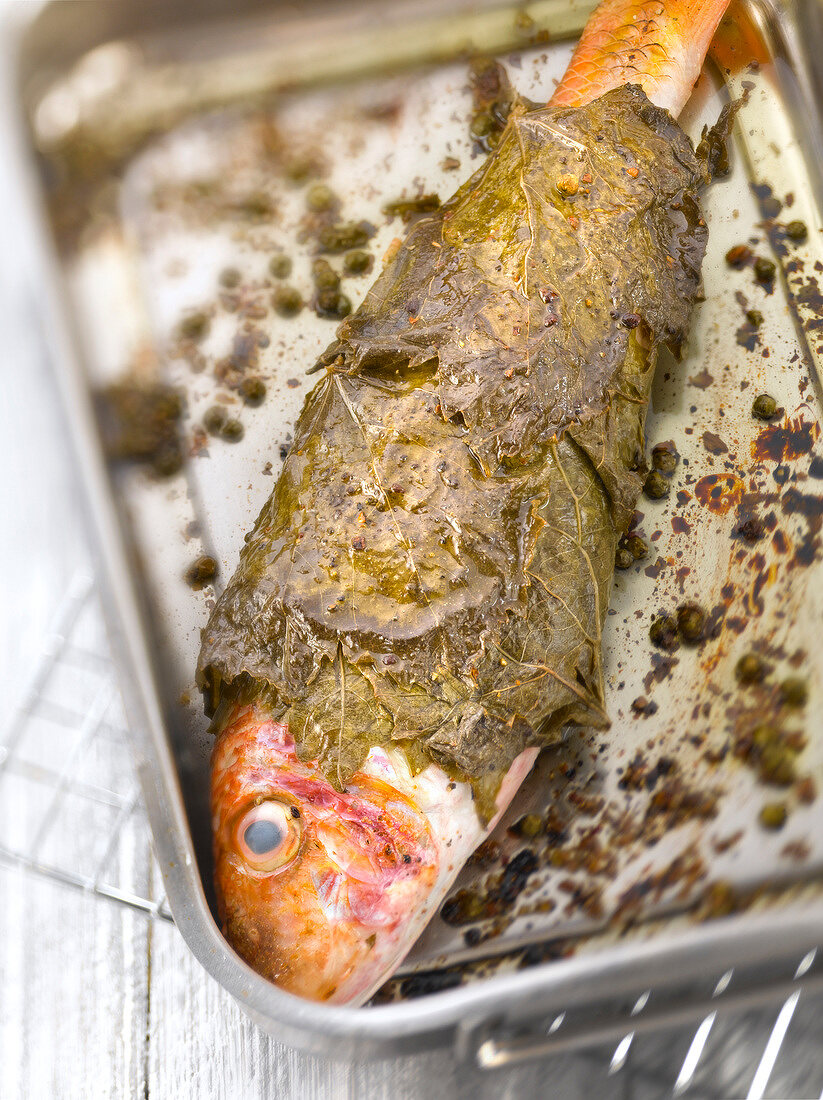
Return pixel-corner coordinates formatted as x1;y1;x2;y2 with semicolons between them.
210;705;440;1003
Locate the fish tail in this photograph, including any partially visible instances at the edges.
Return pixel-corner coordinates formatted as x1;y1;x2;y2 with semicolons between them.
549;0;732;116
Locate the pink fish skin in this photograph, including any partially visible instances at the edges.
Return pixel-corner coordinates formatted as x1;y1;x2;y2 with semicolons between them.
211;705;535;1003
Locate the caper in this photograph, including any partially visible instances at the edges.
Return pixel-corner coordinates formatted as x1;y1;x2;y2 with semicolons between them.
184;555;218;588
758;745;796;786
470;112;494;138
759;801;787;830
239;376;266;406
677;604;705;644
203;405;228;435
151;442;183;477
780;676;808;707
615;547;634;569
650;614;679;651
625;535;648;559
311;258;340;291
272;286;303;317
343;249;373;276
736;652;767;685
754;256;776;283
219;267;242;288
268;254;292;279
752;393;778;420
785;220;808;242
177;311;209;342
220;418;244;443
317;222;371;253
315;289;352;320
652;448;678;475
643;470;670;500
306;183;336;212
745;309;763;327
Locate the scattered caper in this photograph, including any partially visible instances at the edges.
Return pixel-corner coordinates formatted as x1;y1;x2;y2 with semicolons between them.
470;112;494;138
151;442;183;478
239;376;266;406
745;309;763;327
726;244;753;268
759;801;787;830
736;652;767;685
615;547;634;569
272;286;303;317
758;745;796;786
203;405;228;435
311;258;340;291
625;535;648;560
219;267;242;289
785;220;808;242
177;311;209;342
780;676;808;707
317;222;372;253
343;249;373;276
184;555;218;588
509;814;543;838
652;448;678;475
306;183;336;212
315;289;352;320
650;614;679;651
643;470;670;500
220;418;244;443
268;254;292;279
752;393;778;421
677;603;705;645
754;256;776;283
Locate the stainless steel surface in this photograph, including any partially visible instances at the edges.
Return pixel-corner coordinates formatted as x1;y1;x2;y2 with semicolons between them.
3;576;823;1093
7;0;823;1061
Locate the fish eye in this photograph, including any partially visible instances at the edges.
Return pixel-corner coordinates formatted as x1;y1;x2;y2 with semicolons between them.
234;800;301;873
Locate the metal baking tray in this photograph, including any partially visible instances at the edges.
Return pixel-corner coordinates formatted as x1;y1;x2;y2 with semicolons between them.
7;0;823;1061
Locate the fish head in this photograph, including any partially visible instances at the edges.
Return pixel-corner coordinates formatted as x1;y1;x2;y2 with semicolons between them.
210;705;441;1003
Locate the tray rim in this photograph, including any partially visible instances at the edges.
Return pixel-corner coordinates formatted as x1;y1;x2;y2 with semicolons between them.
7;0;823;1061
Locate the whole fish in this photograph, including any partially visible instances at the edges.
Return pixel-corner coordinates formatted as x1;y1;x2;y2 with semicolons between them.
201;0;731;1004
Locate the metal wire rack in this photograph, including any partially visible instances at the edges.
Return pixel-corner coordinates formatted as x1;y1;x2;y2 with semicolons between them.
3;570;823;1097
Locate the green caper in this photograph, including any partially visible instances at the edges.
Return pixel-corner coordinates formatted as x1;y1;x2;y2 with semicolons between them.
184;555;218;588
317;222;371;253
203;405;228;435
759;801;787;830
268;254;292;279
754;256;776;283
758;745;796;786
752;393;778;421
470;112;494;138
643;470;670;500
306;183;336;212
509;814;543;838
177;311;209;342
343;249;373;276
239;376;266;406
311;258;340;291
219;267;242;288
615;547;634;569
272;286;303;317
652;448;678;475
220;418;244;443
785;220;808;242
151;442;183;478
745;309;763;327
677;603;705;645
650;614;679;651
780;676;808;707
315;289;352;320
736;652;767;685
626;535;648;559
